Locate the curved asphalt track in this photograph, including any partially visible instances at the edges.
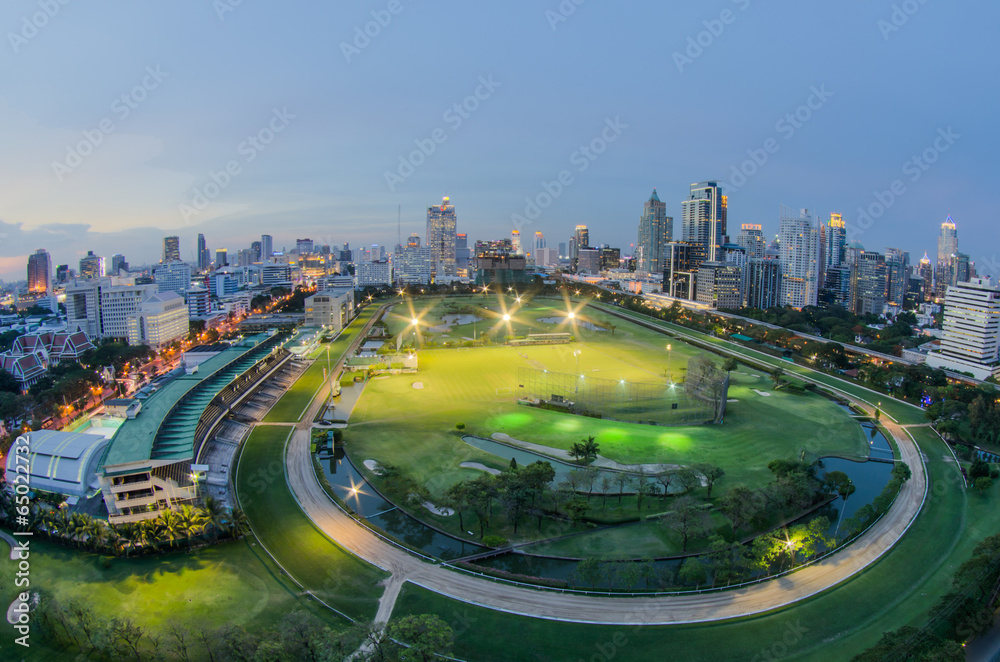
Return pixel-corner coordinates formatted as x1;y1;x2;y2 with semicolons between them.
267;309;927;626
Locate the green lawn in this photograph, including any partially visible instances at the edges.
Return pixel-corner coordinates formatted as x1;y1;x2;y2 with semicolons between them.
0;536;342;661
236;424;387;620
390;426;989;662
349;300;868;500
263;306;378;423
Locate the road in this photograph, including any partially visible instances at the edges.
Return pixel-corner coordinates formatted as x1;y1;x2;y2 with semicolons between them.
273;307;930;625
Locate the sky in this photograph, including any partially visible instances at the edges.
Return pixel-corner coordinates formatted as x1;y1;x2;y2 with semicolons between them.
0;0;997;281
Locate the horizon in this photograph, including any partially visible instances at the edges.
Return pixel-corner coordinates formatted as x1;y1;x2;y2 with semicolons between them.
1;1;996;279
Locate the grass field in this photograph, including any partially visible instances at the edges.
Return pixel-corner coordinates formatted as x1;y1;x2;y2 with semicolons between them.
390;426;993;662
236;424;387;620
349;298;868;498
263;306;378;423
0;535;344;661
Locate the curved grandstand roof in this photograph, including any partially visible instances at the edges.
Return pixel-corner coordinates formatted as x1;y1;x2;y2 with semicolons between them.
6;430;110;497
99;334;281;470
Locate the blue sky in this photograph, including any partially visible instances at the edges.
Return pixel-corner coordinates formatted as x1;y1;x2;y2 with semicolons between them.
0;0;997;279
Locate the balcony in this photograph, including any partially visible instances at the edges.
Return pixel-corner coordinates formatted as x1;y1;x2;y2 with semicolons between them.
108;510;160;525
111;479;152;493
115;494;156;508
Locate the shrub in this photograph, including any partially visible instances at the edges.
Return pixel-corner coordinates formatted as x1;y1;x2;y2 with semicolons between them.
456;423;466;431
481;535;509;548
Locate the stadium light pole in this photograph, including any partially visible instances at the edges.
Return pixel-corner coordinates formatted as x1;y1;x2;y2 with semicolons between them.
666;344;672;381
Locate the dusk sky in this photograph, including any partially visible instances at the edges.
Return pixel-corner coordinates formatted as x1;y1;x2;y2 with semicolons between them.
0;0;997;280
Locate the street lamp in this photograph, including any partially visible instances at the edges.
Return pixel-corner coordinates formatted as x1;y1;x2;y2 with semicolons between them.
666;344;672;380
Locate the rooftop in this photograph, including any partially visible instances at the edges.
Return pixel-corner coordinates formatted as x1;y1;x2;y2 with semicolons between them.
99;334;278;469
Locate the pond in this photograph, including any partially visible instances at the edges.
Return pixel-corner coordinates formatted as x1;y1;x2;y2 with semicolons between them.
461;435;684;493
316;447;485;560
537;317;606;332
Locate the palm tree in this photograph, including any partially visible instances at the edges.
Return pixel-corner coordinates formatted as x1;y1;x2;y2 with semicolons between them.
770;367;785;389
84;519;106;551
581;436;600;463
116;523;140;558
199;496;226;543
176;505;203;550
68;514;90;547
158;510;182;549
53;509;73;542
139;518;161;551
225;508;249;539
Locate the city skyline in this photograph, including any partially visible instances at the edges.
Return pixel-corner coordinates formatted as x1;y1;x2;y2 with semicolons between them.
1;1;997;280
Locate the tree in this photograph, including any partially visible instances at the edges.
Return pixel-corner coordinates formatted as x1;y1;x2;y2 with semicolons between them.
722;357;739;373
199;495;227;543
600;474;614;509
662;497;711;552
678;558;707;588
388;614;454;662
574;558;603;588
695;463;725;499
654;471;676;500
569;442;589;463
0;368;20;394
581;436;600;462
614;471;631;504
565;498;589;524
770;367;785;389
975;476;993;495
632;468;653;511
445;482;470;531
720;484;762;534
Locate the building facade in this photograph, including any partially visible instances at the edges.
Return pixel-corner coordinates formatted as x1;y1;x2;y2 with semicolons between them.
427;196;457;279
926;277;1000;380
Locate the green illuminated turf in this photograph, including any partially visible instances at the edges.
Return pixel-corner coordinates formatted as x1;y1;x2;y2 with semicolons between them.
235;424;386;620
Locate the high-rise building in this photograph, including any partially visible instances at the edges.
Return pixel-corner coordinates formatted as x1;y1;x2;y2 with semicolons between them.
511;230;522;255
885;248;909;308
637;189;672;273
154;261;193;295
65;278;159;340
919;253;934;302
162;236;181;263
778;207;821;309
296;238;314;255
109;254;128;276
27;249;52;295
663;241;697;300
197;234;210;270
215;249;228;269
600;247;621;271
427;196;457;279
261;235;274;262
855;251;888;316
558;242;567;260
735;224;766;261
126;292;189;349
926;277;1000;380
355;260;393;288
533;231;546;257
574;225;589;252
55;265;71;284
936;216;958;298
399;234;432;285
681;181;727;269
79;251;105;279
746;258;781;309
819;214;848;306
696;261;743;310
953;252;973;286
250;241;262;263
576;248;601;275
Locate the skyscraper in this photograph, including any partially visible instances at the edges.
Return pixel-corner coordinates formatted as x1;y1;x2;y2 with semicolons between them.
885;248;909;308
936;216;958;298
855;250;888;315
426;196;457;279
637;189;672;274
215;249;228;268
197;234;210;270
79;251;105;279
455;233;470;272
574;225;589;251
533;231;545;256
511;230;522;255
27;249;51;295
927;276;1000;380
736;224;766;260
162;236;181;263
919;253;934;302
250;241;262;263
109;254;128;276
296;238;314;255
261;234;274;263
778;207;821;309
681;181;727;269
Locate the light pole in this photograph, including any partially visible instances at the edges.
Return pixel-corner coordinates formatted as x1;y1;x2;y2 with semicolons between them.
666;343;672;381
